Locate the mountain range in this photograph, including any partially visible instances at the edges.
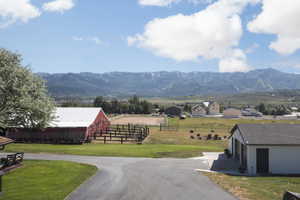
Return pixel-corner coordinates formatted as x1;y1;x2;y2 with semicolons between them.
38;68;300;97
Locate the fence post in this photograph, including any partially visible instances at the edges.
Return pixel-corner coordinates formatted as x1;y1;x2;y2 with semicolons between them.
104;136;106;144
121;136;123;144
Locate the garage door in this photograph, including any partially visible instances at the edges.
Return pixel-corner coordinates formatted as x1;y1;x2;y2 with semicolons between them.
256;148;269;174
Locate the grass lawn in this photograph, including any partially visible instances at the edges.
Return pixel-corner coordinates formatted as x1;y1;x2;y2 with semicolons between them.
205;173;300;200
0;160;97;200
4;143;224;158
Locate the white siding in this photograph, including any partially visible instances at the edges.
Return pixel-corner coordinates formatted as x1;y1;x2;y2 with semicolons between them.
230;129;244;156
247;145;300;175
228;137;232;154
229;129;246;165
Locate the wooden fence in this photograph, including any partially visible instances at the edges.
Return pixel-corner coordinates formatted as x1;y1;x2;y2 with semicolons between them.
90;124;150;144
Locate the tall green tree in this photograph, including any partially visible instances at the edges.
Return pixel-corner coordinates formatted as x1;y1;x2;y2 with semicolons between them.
0;49;55;129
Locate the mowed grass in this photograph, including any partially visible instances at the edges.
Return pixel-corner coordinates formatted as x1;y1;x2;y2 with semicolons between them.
5;143;224;158
0;160;97;200
205;173;300;200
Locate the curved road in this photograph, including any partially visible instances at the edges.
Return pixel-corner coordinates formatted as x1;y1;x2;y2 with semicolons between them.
24;154;237;200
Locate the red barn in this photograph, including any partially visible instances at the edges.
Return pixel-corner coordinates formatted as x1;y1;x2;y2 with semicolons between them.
7;107;110;144
52;107;110;137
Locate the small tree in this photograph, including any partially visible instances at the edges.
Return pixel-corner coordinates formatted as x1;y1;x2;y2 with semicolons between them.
0;48;55;129
256;103;266;114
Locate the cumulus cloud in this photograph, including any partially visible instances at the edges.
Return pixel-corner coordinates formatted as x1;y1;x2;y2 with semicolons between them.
0;0;40;27
129;0;258;72
248;0;300;55
138;0;213;7
43;0;74;13
219;49;251;72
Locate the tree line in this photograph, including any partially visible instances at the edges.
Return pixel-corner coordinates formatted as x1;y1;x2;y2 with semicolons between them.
93;95;152;114
256;103;291;116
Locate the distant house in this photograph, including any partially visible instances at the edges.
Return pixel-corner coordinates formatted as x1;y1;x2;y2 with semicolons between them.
223;108;241;118
165;106;182;116
7;107;110;144
241;108;263;117
208;102;220;115
191;104;207;117
191;101;220;117
229;124;300;175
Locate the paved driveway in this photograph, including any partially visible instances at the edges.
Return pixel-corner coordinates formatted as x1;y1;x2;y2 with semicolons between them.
24;154;237;200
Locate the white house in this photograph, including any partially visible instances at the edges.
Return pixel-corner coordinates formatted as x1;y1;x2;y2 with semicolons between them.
229;124;300;175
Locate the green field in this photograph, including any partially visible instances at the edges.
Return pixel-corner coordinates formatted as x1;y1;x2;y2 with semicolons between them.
168;117;300;136
206;173;300;200
5;143;224;158
0;160;97;200
5;117;300;158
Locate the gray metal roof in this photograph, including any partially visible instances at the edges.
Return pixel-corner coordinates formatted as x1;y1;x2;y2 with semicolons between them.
232;124;300;145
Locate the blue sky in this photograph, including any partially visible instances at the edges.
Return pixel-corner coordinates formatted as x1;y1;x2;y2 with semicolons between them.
0;0;300;73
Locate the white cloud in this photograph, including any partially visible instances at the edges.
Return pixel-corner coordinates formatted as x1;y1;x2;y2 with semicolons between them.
43;0;74;13
72;36;103;45
0;0;40;27
248;0;300;55
219;49;251;72
138;0;213;7
129;0;258;72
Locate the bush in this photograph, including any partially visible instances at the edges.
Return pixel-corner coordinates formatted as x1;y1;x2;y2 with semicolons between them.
224;149;232;158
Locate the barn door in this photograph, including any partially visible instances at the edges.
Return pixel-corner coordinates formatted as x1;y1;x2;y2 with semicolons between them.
256;148;269;174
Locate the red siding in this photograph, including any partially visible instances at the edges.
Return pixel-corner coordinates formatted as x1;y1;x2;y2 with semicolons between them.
87;110;110;137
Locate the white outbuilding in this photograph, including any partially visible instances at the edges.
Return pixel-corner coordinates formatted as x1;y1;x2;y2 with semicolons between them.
229;124;300;175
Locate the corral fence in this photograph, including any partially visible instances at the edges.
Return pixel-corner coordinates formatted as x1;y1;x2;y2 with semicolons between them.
90;124;150;144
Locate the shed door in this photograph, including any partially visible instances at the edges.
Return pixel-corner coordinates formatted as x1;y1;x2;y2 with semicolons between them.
256;148;269;174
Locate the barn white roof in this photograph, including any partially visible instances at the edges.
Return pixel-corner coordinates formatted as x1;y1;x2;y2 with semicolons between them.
50;107;103;128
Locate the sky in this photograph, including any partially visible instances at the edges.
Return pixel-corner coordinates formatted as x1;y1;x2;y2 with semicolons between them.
0;0;300;73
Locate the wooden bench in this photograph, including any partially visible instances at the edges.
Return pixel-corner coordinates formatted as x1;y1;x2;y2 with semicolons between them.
0;153;24;170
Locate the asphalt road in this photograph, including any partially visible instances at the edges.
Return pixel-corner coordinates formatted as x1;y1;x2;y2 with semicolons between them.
24;154;237;200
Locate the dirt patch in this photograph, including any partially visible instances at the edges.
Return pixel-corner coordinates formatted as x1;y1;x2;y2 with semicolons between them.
111;116;165;126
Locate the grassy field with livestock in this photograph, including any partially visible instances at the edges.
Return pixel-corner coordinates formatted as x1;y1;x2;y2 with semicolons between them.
5;116;300;158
